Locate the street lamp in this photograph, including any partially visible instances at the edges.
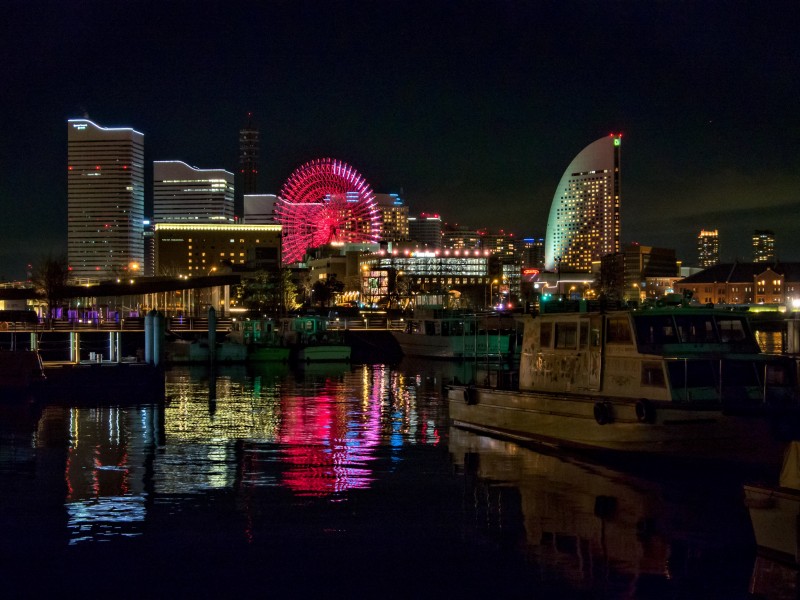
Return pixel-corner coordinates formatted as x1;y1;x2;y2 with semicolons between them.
490;279;499;307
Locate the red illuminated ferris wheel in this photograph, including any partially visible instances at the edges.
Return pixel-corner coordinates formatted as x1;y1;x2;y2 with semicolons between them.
275;158;380;264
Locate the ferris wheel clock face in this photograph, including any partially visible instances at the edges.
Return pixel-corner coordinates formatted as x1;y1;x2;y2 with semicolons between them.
275;158;380;264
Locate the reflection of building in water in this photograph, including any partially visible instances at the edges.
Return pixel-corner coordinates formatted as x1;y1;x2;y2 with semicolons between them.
24;365;444;545
158;365;440;498
449;429;751;597
62;406;162;544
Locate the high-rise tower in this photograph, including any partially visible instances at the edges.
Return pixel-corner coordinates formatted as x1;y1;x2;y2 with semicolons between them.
153;161;234;223
697;229;720;268
239;113;259;196
545;135;621;272
67;119;145;280
752;229;775;263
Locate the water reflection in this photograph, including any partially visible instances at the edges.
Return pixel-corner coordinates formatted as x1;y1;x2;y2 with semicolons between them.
449;428;756;598
45;363;446;546
1;361;789;596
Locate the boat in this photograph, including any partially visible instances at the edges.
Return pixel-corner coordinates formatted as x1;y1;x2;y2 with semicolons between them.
226;318;290;362
447;296;800;464
745;441;800;595
280;315;351;363
391;308;522;360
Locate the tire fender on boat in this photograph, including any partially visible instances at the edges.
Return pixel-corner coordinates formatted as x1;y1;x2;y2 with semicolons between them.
464;386;479;405
635;399;656;424
593;401;614;425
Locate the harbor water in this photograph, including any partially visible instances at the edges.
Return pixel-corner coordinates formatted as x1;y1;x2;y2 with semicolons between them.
0;359;792;598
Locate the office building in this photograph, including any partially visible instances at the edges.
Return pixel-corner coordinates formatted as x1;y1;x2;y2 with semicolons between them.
408;213;443;249
753;229;776;263
522;238;545;269
374;193;409;242
545;135;621;272
67;118;145;280
154;223;281;277
443;226;482;251
243;194;278;224
153;161;234;223
697;229;720;268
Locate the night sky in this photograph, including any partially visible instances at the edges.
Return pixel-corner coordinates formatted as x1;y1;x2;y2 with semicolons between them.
2;1;799;280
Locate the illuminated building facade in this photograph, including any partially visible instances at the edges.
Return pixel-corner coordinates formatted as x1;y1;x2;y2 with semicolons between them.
154;223;281;277
545;135;621;272
67;119;145;280
153;161;234;223
676;262;800;305
697;229;720;268
522;238;545;269
443;227;482;250
374;193;409;242
408;213;443;249
358;248;493;308
752;229;776;263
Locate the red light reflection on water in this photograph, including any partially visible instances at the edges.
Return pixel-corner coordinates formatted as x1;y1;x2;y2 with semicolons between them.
277;387;383;496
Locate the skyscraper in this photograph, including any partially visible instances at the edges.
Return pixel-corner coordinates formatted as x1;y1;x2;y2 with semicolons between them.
153;161;234;223
545;135;621;272
752;229;776;263
374;193;409;242
697;229;720;268
239;113;259;196
67;119;144;280
408;213;443;249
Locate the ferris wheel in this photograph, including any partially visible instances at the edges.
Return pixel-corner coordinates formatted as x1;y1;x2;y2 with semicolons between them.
274;158;380;264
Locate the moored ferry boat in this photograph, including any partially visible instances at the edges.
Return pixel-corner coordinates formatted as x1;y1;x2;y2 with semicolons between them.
448;297;800;464
227;318;290;362
391;308;522;361
280;315;351;363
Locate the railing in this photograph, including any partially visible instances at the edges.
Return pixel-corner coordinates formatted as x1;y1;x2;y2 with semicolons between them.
0;316;406;333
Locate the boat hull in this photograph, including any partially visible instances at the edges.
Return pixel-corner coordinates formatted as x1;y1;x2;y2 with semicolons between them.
295;345;351;363
448;385;789;464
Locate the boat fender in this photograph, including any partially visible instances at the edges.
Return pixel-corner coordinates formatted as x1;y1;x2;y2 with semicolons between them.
635;399;656;424
593;401;614;425
464;386;479;405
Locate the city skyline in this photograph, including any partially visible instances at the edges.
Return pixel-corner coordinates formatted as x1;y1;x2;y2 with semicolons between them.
2;1;799;279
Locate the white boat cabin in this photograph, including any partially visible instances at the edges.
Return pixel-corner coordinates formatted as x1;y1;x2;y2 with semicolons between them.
519;307;797;406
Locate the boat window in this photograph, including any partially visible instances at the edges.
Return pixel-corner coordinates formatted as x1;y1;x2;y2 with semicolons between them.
766;362;790;386
555;322;577;349
715;317;747;343
579;321;589;348
721;360;760;387
667;359;717;390
641;362;666;387
675;315;718;343
634;315;678;347
606;317;632;344
425;321;436;335
539;322;552;348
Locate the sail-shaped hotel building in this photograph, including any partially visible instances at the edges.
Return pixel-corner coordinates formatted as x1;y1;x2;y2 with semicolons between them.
544;135;621;272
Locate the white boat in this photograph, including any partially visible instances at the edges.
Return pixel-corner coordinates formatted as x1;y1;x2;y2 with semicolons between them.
745;441;800;595
391;308;522;360
280;315;351;363
448;299;800;463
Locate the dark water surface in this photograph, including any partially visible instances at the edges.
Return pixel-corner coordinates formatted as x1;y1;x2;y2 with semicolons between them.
0;359;790;598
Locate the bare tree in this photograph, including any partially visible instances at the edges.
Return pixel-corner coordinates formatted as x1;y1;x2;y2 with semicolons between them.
30;254;70;324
